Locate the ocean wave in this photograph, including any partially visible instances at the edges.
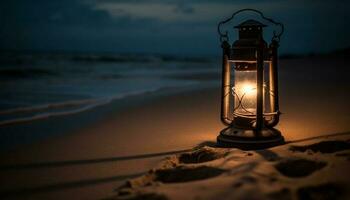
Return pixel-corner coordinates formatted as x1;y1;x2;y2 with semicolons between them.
70;55;159;63
0;87;162;127
0;68;58;79
0;52;214;65
0;100;108;126
0;99;100;115
71;54;213;63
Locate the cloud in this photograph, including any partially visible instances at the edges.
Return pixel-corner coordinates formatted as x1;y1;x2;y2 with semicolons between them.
0;0;115;28
0;0;349;54
0;0;160;51
173;2;195;14
94;2;198;23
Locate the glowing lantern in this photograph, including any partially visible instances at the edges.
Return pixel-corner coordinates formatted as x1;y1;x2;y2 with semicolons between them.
217;9;285;149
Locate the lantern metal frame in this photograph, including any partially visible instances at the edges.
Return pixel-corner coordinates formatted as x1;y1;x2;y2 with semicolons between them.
216;9;285;149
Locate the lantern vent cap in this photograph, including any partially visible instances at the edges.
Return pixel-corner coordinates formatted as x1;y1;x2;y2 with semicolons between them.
234;19;267;28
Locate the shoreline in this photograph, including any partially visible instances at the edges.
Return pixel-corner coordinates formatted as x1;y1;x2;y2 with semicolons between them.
0;83;217;153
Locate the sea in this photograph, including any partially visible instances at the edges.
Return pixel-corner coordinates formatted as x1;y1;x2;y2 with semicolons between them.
0;52;220;151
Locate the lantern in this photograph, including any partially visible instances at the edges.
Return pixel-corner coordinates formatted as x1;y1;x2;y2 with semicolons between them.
217;9;285;149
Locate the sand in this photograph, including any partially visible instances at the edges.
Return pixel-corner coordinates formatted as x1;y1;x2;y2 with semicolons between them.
0;57;350;199
108;133;350;200
0;87;223;200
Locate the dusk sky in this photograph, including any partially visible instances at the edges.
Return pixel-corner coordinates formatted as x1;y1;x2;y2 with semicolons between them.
0;0;349;55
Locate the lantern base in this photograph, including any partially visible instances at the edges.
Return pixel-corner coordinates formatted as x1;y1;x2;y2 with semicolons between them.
217;126;284;150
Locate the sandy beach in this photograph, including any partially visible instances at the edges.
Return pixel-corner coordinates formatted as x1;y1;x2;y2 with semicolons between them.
0;57;349;200
109;133;350;200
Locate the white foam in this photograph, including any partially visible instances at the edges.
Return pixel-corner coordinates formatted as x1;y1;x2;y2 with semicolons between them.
0;87;162;126
0;99;100;115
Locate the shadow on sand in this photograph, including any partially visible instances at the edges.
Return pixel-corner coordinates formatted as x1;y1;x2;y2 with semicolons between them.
0;172;144;198
286;132;350;144
0;149;190;171
0;149;193;198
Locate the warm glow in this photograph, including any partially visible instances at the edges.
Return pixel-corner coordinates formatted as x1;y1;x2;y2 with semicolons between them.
241;83;256;96
233;70;257;115
233;82;257;114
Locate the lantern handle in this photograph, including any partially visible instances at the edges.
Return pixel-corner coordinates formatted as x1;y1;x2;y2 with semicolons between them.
217;8;284;44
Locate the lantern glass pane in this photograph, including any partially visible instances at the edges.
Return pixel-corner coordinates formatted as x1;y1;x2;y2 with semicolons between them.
232;67;257;116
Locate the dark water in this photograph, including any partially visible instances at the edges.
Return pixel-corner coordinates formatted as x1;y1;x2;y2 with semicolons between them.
0;53;219;126
0;52;220;151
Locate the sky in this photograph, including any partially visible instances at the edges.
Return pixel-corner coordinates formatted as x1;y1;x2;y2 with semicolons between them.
0;0;349;56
